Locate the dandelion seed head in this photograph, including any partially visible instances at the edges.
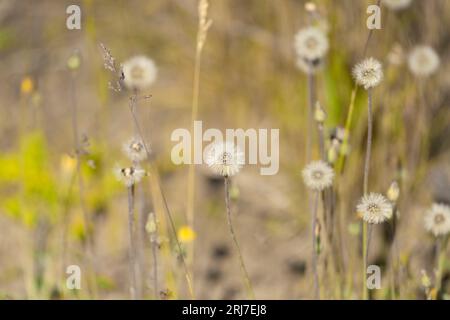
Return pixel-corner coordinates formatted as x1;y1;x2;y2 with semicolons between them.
122;55;157;91
382;0;413;11
353;57;383;89
357;193;393;224
114;165;146;187
294;26;329;63
408;45;440;77
123;137;147;163
205;141;244;177
302;160;334;191
424;203;450;237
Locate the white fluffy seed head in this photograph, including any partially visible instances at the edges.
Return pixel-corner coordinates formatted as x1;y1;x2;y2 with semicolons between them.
424;203;450;237
353;57;383;89
205;141;245;177
382;0;413;11
357;193;393;224
302;160;335;191
123;137;148;163
294;26;329;63
114;165;146;187
122;55;157;91
408;45;440;77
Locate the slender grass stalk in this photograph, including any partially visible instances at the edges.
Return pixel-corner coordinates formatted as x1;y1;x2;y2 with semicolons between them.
311;191;320;299
436;236;448;296
127;185;138;300
337;86;358;173
336;0;380;173
69;71;98;298
60;170;76;291
186;0;212;273
129;90;145;300
224;176;254;299
128;97;195;299
151;234;158;299
388;213;400;299
306;72;315;162
362;88;373;300
146;212;159;299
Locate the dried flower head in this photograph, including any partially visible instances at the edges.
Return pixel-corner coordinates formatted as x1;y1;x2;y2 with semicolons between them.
382;0;413;11
408;45;440;77
122;55;157;91
123;137;147;163
294;26;329;66
205;141;245;177
114;165;146;187
357;193;393;224
424;203;450;237
353;57;383;89
302;160;334;191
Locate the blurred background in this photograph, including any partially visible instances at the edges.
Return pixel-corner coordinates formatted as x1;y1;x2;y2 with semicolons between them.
0;0;449;299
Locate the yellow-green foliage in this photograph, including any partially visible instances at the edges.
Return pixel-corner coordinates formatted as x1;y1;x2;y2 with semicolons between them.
0;132;59;228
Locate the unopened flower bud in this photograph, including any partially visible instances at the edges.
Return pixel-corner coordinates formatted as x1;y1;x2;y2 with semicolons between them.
387;181;400;202
314;101;327;123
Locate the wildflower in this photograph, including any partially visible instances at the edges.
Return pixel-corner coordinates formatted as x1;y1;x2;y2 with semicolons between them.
382;0;413;11
122;55;157;91
114;165;146;187
357;193;393;224
294;26;329;73
123;137;147;163
353;57;383;89
302;160;334;191
205;141;245;177
20;76;34;95
178;226;196;243
408;45;440;77
424;203;450;237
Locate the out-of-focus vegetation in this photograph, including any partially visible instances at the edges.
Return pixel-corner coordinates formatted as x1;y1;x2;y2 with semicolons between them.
0;0;449;299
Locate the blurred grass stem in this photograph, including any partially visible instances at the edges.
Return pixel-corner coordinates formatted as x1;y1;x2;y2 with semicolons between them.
224;176;254;299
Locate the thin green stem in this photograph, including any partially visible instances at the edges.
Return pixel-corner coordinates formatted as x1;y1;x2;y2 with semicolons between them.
306;72;315;162
311;191;320;299
127;185;137;300
436;236;448;296
128;100;195;299
362;88;373;300
224;176;254;299
69;72;98;298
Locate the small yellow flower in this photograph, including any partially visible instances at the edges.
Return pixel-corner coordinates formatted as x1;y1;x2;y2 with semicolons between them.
60;154;77;177
21;76;34;95
177;226;196;243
